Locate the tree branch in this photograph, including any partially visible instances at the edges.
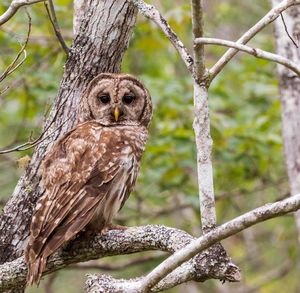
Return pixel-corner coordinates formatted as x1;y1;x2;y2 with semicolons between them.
0;9;31;83
195;37;300;77
0;0;45;26
280;13;298;48
191;0;205;79
69;255;164;271
86;193;300;292
44;0;69;55
209;0;300;81
190;0;216;233
0;225;239;292
128;0;194;76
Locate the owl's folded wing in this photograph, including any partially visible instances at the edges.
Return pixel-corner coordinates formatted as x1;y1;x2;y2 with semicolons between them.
25;122;124;285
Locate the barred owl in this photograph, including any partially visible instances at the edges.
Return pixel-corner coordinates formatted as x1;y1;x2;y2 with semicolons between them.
25;73;152;285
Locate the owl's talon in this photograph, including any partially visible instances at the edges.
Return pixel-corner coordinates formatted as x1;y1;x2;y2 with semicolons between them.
100;224;128;235
100;227;109;236
108;224;128;231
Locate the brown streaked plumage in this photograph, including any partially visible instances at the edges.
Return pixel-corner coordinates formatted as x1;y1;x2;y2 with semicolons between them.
25;73;152;285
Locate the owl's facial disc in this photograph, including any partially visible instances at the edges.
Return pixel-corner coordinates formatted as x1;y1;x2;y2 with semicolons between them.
88;79;146;126
79;73;152;127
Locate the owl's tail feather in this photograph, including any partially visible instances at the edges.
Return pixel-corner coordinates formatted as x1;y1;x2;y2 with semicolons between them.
26;256;46;286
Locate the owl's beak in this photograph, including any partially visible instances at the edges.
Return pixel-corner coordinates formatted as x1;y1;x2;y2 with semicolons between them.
114;107;120;122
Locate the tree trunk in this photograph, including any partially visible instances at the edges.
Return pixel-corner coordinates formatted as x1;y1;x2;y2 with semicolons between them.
0;0;137;269
271;0;300;242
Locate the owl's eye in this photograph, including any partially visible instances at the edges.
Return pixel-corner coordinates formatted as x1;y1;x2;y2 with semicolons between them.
122;95;135;104
98;94;110;104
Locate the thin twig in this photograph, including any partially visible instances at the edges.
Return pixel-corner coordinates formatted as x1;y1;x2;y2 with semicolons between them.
0;48;61;100
280;13;298;48
0;9;31;83
0;72;82;154
0;114;72;154
0;0;45;26
69;254;164;271
44;272;57;293
195;37;300;77
209;0;300;81
44;0;69;55
128;0;194;76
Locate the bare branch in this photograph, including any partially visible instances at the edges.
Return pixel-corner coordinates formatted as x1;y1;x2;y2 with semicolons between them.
0;225;239;291
0;73;84;154
0;10;31;83
44;0;69;55
69;254;164;271
191;0;205;79
190;1;216;233
86;193;300;292
195;37;300;77
128;0;194;76
0;109;73;154
0;0;45;26
209;0;300;81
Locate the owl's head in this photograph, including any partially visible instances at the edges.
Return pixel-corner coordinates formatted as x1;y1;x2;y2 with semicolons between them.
78;73;152;128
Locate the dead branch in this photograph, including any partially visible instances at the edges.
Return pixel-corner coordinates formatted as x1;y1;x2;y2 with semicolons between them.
195;37;300;77
69;254;164;271
128;0;194;76
0;9;31;83
86;193;300;292
44;0;69;55
209;0;300;81
0;225;239;292
0;0;45;26
280;13;298;48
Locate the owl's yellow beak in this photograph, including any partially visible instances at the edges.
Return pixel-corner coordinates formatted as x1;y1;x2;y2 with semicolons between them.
114;107;120;122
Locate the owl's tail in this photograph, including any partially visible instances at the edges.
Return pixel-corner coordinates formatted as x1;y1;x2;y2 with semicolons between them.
26;256;47;286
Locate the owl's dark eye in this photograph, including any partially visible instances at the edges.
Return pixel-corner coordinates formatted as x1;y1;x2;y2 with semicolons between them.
98;94;110;104
122;95;135;104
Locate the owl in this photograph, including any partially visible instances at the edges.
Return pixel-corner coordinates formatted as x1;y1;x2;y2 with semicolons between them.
25;73;153;285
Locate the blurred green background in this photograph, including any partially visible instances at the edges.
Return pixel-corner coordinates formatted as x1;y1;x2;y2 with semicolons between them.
0;1;297;292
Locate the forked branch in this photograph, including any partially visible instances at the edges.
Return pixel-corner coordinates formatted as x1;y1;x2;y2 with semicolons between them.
87;193;300;292
209;0;300;81
128;0;194;76
0;0;45;25
0;225;239;292
195;37;300;77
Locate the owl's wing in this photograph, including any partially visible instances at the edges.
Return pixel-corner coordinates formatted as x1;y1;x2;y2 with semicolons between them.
25;123;125;284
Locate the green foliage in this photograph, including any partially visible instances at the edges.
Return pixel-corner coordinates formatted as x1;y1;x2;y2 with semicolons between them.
0;1;296;292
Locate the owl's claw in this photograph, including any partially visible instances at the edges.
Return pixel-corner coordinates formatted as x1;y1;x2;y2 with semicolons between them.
100;224;128;235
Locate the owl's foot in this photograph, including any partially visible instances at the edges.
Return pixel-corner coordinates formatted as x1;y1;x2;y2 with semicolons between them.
100;224;128;235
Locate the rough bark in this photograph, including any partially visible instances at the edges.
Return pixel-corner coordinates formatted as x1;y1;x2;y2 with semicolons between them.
86;192;300;292
0;225;240;292
272;0;300;242
0;0;137;266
